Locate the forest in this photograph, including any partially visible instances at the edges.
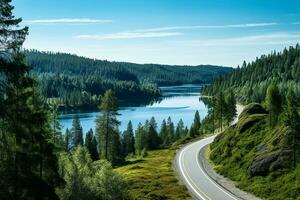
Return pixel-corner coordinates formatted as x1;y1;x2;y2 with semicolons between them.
202;45;300;103
0;1;223;199
25;50;231;110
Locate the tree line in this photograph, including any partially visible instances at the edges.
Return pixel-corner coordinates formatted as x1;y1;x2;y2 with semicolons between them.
63;90;204;165
200;91;237;134
39;73;161;110
26;49;232;86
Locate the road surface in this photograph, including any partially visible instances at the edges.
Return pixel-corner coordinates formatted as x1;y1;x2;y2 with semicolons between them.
175;105;244;200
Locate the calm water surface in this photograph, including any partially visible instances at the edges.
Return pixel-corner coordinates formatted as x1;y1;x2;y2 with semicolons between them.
59;84;208;134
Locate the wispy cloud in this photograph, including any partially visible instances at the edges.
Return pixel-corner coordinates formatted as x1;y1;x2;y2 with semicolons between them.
176;33;300;47
74;22;276;40
24;18;112;24
75;31;182;40
133;22;278;32
291;22;300;25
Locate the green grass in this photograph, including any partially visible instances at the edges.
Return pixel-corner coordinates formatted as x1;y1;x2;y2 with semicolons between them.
115;149;192;200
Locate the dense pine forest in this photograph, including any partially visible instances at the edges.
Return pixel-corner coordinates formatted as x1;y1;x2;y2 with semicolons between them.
202;45;300;103
25;50;231;110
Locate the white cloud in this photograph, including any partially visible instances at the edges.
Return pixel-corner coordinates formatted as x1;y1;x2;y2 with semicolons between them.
176;33;300;47
24;18;112;24
75;31;182;40
292;22;300;25
133;22;278;32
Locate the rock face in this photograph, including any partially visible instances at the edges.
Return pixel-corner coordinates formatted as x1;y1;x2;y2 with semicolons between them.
248;126;293;177
248;149;291;176
211;103;294;178
238;103;268;120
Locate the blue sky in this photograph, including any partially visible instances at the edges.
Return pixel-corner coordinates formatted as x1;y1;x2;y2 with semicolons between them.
13;0;300;67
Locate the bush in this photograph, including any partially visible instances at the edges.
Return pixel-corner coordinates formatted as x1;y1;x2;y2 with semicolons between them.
56;146;131;200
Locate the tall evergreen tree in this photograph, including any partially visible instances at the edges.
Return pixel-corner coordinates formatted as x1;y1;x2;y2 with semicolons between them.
159;119;168;146
147;117;160;150
65;128;70;152
283;88;300;168
91;136;99;161
215;91;226;131
135;123;147;155
122;121;135;156
0;1;61;199
70;115;84;149
49;103;64;148
265;84;282;127
95;90;122;165
166;117;175;144
85;128;94;158
224;91;237;125
188;125;197;138
193;111;201;131
175;119;185;139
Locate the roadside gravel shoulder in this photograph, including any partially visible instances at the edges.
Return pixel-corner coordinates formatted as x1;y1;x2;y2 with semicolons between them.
199;145;261;200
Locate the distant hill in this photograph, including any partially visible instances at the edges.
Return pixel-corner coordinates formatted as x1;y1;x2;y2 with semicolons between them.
25;50;232;86
25;50;232;110
202;45;300;103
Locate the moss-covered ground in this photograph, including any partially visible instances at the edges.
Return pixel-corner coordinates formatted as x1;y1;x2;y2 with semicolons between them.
116;149;192;200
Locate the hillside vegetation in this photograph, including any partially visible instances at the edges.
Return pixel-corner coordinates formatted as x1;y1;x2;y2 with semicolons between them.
210;103;300;199
201;45;300;199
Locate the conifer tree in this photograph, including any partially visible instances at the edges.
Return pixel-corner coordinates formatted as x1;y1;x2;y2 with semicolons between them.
166;117;175;144
184;126;189;136
224;91;237;125
147;117;160;150
175;119;185;139
70;115;84;149
122;121;135;156
215;91;226;131
189;125;197;138
265;84;282;127
159;119;168;146
0;1;60;198
91;136;99;161
283;88;300;168
65;128;70;152
85;128;94;157
95;90;122;165
49;103;64;148
135;123;147;155
193;111;201;131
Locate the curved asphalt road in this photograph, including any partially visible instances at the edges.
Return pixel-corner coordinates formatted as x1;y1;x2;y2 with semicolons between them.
175;105;244;200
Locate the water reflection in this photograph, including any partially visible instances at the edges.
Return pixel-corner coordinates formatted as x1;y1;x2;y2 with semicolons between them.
59;84;207;134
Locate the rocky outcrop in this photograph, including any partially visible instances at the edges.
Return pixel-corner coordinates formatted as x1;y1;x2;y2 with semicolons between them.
248;126;294;177
248;149;291;176
238;103;268;120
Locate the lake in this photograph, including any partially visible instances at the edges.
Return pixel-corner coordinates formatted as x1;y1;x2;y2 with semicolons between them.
59;84;208;134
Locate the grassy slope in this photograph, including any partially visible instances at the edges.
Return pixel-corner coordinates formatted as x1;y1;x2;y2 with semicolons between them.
209;104;300;200
116;149;192;200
